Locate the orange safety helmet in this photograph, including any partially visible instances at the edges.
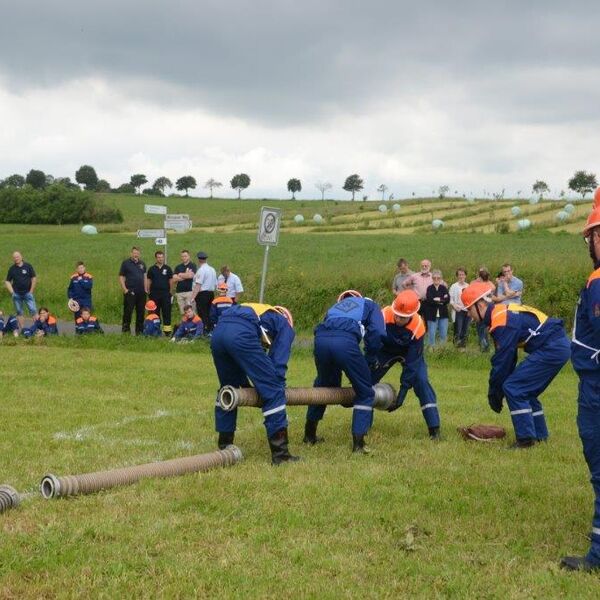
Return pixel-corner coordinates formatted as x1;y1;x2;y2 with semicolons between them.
273;305;294;328
594;186;600;208
217;282;228;293
392;290;420;317
461;282;493;309
583;207;600;235
337;289;362;302
145;300;157;311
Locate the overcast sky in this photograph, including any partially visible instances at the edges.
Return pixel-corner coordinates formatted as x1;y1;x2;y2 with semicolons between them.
1;0;598;199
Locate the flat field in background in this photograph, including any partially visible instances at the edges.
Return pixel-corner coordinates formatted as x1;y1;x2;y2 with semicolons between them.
0;338;597;597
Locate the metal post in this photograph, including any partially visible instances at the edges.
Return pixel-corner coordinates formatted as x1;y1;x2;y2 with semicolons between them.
259;244;270;303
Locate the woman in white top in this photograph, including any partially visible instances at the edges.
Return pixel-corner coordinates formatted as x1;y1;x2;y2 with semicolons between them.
449;267;470;348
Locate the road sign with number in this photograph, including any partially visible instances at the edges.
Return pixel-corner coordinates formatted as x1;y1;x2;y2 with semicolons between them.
257;207;282;246
137;229;165;238
155;237;167;246
144;204;167;215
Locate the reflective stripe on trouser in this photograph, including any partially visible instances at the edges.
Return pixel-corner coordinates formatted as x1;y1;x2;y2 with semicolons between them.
502;334;570;440
211;319;288;437
307;332;374;435
577;377;600;565
371;353;440;429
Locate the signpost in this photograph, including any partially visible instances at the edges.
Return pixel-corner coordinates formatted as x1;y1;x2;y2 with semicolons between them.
144;204;167;215
137;229;166;239
257;207;282;302
142;204;169;261
164;214;192;233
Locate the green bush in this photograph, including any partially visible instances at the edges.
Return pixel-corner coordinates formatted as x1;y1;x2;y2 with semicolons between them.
0;185;123;224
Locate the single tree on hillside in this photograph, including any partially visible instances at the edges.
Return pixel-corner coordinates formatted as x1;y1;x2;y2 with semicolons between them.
5;174;25;188
96;179;111;192
377;183;388;200
532;180;550;198
25;169;47;189
230;173;251;199
130;174;148;194
176;175;197;197
204;178;223;199
343;174;363;200
315;181;332;200
153;177;173;195
116;183;136;194
287;178;302;200
569;170;597;199
438;185;450;199
75;165;99;190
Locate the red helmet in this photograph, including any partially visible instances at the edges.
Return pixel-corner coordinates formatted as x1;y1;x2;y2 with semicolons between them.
392;290;420;317
337;289;362;302
217;282;228;294
583;207;600;235
461;282;492;309
144;300;157;311
273;305;294;328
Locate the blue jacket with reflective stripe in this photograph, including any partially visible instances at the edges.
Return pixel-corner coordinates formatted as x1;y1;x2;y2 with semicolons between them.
315;297;384;362
572;273;600;376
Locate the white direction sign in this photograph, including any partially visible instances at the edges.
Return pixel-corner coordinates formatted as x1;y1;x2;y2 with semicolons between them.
164;217;192;233
137;228;165;239
155;237;167;246
257;207;282;246
144;204;167;215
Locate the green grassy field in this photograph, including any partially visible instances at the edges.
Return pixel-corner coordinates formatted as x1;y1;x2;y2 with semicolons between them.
0;337;597;597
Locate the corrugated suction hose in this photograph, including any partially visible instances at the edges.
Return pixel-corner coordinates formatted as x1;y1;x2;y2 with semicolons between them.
217;383;396;412
41;445;243;499
0;485;20;514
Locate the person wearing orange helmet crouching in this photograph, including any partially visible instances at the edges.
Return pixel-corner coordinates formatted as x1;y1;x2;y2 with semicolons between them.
561;207;600;572
461;281;570;449
371;290;441;440
142;300;162;337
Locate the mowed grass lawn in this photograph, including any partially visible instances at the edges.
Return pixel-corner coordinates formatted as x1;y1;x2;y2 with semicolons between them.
0;339;597;597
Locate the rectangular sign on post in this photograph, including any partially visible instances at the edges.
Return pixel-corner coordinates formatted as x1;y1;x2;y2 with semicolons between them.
257;207;282;246
144;204;167;215
137;229;166;239
155;237;167;246
164;216;192;233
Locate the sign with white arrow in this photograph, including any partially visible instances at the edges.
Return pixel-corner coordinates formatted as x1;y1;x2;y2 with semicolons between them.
144;204;167;215
164;215;192;232
137;229;166;239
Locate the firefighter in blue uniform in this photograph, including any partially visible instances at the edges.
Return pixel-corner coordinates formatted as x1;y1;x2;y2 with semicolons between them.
211;302;299;465
0;311;19;337
461;281;570;448
172;305;204;341
561;207;600;571
371;290;441;440
75;307;104;334
210;282;234;328
304;290;385;453
143;300;162;337
67;262;93;318
22;307;59;338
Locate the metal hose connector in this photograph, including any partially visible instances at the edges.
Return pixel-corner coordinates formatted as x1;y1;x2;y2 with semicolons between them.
217;383;396;412
0;485;20;514
41;445;243;499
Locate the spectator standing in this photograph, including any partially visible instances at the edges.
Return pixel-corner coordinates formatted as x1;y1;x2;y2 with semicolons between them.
494;263;524;305
4;251;37;329
449;268;471;348
217;265;244;302
392;258;413;294
402;259;434;300
118;246;147;335
191;251;217;334
172;250;197;315
472;267;495;352
67;261;93;319
146;250;173;335
423;270;450;346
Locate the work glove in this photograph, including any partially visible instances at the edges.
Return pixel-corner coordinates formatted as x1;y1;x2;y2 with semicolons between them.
388;388;408;412
487;389;504;413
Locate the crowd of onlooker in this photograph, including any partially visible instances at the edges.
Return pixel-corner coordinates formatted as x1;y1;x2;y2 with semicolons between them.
1;248;244;342
392;257;524;351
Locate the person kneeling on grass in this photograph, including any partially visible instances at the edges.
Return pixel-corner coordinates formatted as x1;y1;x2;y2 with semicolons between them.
461;282;570;448
172;305;203;342
0;310;19;338
143;300;162;337
22;307;58;338
371;290;441;441
75;307;104;334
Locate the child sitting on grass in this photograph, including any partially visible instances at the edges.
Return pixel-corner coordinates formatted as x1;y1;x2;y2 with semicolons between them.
22;307;58;338
75;307;104;334
172;305;203;342
0;310;19;338
143;300;162;337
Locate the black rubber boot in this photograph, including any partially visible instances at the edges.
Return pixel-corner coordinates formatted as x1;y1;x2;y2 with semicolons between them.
217;431;235;450
269;429;301;465
560;556;600;572
352;434;370;454
428;427;441;441
509;438;536;449
303;420;324;445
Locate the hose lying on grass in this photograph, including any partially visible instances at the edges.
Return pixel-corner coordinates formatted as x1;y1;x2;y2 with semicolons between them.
0;485;20;514
217;383;396;412
40;445;243;499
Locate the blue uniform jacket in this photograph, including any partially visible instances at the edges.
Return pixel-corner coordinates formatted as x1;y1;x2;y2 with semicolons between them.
75;316;103;334
174;315;204;340
485;303;565;397
23;316;58;338
67;272;93;308
315;296;384;365
143;313;162;336
210;297;234;327
0;314;18;333
572;267;600;376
